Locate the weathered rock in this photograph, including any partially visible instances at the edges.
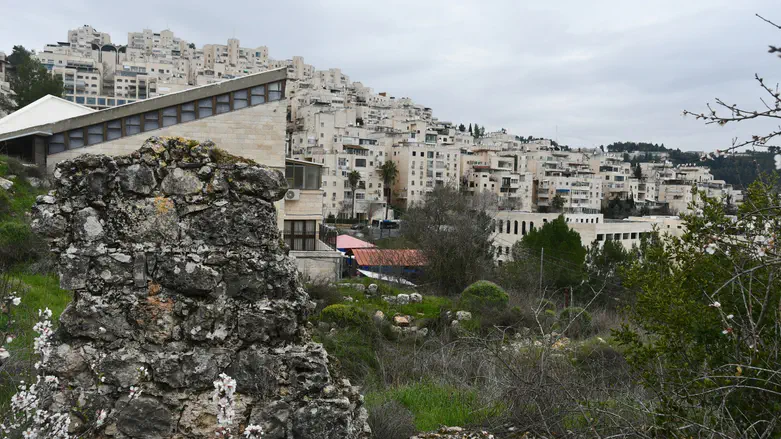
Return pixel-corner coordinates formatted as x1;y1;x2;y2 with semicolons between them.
160;167;202;195
393;315;411;327
396;293;410;305
367;283;378;294
410;292;423;303
32;137;369;439
456;310;473;321
118;163;156;194
0;177;12;190
116;397;174;438
372;310;385;324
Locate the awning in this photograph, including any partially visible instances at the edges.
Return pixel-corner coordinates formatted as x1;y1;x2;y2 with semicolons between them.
356;269;416;287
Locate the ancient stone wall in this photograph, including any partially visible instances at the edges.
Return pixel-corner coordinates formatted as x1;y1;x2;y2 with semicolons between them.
31;137;369;439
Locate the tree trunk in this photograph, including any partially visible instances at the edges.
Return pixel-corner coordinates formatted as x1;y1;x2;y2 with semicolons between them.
385;186;392;220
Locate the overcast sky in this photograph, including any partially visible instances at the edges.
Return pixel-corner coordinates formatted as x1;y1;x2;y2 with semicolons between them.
2;0;780;151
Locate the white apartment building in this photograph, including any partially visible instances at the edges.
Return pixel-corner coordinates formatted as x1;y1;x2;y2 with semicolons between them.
461;150;533;210
390;141;461;208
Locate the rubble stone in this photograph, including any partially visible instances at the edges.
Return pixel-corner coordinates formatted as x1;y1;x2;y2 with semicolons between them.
31;137;370;438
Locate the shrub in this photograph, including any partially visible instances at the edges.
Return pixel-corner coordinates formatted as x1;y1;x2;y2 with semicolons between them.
306;282;343;312
460;281;508;313
0;222;46;269
0;190;10;218
367;400;416;439
320;304;372;329
4;157;42;181
536;298;557;312
558;307;593;338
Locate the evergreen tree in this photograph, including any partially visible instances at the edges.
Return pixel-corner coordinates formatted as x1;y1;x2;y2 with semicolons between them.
468;124;473;136
0;45;64;113
458;123;466;132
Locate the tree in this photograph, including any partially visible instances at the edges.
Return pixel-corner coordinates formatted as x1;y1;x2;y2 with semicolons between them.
458;123;466;132
347;170;361;220
0;46;64;113
510;216;586;289
633;164;643;180
468;124;473;136
403;186;495;295
616;180;781;437
551;194;565;212
377;161;398;220
473;123;480;139
581;239;635;307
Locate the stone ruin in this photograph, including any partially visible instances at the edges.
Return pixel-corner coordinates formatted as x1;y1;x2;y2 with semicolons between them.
31;137;370;438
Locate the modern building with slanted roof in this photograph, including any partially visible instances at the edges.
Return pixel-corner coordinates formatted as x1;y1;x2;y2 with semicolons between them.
0;68;343;281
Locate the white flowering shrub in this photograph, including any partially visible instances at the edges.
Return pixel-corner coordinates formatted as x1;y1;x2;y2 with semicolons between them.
212;373;263;438
1;306;71;439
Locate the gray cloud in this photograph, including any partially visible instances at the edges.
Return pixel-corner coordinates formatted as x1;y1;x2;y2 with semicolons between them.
2;0;780;151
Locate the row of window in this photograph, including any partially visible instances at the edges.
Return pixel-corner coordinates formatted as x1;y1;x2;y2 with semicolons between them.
596;232;651;241
496;219;540;236
49;81;283;154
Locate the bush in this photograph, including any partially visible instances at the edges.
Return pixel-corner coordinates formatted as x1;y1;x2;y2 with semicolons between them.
320;304;372;329
0;222;46;269
558;307;593;338
460;281;508;313
368;400;416;439
0;190;10;218
306;282;343;312
5;157;42;180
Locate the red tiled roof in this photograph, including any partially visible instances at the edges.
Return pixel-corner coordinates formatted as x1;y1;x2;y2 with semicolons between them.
336;235;376;250
352;248;427;267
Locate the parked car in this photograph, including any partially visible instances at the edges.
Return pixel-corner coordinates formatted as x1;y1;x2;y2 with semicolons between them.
351;223;365;230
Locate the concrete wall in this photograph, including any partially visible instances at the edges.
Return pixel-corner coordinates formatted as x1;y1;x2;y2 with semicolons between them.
47;99;287;170
290;250;342;282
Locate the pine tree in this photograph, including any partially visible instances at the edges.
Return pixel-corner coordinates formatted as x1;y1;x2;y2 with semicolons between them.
468;124;473;136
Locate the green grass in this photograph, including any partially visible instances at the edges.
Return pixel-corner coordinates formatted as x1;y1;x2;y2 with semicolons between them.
7;273;71;351
367;382;504;432
0;273;72;408
336;279;453;322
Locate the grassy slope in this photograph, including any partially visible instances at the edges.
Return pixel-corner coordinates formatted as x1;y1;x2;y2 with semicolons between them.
0;156;72;404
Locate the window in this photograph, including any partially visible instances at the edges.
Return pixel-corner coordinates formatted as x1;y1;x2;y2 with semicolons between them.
162;106;177;127
427;151;434;158
216;94;230;114
250;85;265;105
614;233;621;240
355;159;366;167
68;129;85;148
125;115;141;135
49;133;66;154
285;164;321;190
181;102;196;122
623;233;629;240
107;120;121;140
143;111;159;131
268;81;282;101
87;124;103;145
198;98;213;117
631;233;637;239
233;90;248;109
356;193;365;200
283;220;316;251
514;221;518;235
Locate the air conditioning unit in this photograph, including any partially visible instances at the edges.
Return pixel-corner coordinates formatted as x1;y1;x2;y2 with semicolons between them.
285;189;301;201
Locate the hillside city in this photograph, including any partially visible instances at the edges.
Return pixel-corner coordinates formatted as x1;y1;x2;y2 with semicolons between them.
0;25;743;237
0;15;778;439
